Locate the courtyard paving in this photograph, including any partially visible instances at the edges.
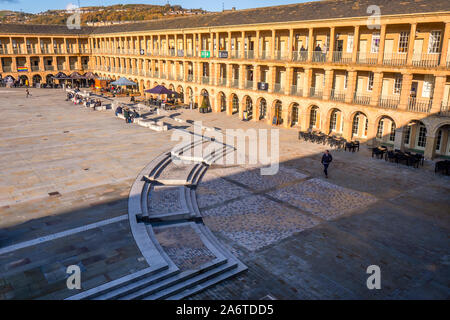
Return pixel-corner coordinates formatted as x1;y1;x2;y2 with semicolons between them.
0;88;449;299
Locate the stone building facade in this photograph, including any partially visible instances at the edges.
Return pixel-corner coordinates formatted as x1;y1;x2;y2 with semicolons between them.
1;0;450;159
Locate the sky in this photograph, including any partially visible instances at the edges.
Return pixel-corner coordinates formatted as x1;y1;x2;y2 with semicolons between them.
0;0;314;14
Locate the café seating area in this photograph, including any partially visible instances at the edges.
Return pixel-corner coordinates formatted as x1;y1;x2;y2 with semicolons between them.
298;131;360;152
371;146;425;169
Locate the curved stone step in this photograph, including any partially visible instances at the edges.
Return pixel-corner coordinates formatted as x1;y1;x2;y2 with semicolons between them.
120;258;230;300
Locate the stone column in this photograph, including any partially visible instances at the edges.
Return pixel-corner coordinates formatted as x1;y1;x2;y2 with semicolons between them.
268;65;276;93
406;23;417;65
377;24;386;65
345;70;357;103
370;71;384;106
398;73;413;110
241;31;245;59
239;64;245;89
323;69;334;100
328;27;335;62
215;32;220;57
308;28;314;61
271;29;276;60
430;75;446;113
255;30;260;59
393;127;406;151
303;67;312;98
424;135;437;160
227;64;233;87
285;66;293;95
440;22;450;66
288;29;294;61
253;64;260;91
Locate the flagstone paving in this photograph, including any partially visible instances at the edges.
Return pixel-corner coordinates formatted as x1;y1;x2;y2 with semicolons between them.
0;88;449;299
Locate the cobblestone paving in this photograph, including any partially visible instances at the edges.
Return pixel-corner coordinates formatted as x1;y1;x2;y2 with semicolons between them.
196;170;252;209
202;195;321;253
268;178;378;220
148;186;183;215
153;225;216;271
1;88;449;299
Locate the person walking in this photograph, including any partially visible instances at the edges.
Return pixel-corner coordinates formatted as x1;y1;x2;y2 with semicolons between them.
321;150;333;178
26;88;31;98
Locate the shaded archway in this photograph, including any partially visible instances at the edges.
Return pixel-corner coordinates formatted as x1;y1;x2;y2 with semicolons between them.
18;75;29;87
32;74;42;86
351;111;368;139
328;108;343;134
258;98;267;120
218;92;226;112
200;89;210;110
290;103;299;127
375;116;396;145
434;124;450;158
272;100;283;125
308;105;320;130
231;94;239;115
244;96;253;120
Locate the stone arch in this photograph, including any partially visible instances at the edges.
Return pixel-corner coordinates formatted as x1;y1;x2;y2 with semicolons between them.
200;89;210;109
228;93;239;115
289;102;300;127
375;115;397;143
307;105;320;130
433;122;450;158
326;108;344;134
256;97;267;121
217;91;226;112
269;100;283;125
242;95;253;120
350;111;369;139
18;75;29;86
185;86;194;105
32;74;42;85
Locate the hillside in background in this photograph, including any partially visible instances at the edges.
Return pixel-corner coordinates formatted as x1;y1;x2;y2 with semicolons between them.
0;4;208;26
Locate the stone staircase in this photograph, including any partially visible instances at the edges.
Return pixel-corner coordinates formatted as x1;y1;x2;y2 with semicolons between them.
66;136;245;300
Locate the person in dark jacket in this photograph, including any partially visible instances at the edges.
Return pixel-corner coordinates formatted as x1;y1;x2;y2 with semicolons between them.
321;150;333;178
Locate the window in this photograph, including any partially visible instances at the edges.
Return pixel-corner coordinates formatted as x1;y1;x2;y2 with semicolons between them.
398;32;409;53
367;72;374;91
292;105;299;126
428;31;441;54
436;130;442;151
309;108;318;128
422;75;434;98
394;75;402;95
371;33;380;53
347;34;354;53
352;116;359;136
417;126;427;148
376;120;384;139
364;118;369;137
404;126;411;145
390;122;396;142
330;111;337;132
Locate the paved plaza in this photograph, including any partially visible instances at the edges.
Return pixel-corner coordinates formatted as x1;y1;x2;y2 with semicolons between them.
0;87;449;299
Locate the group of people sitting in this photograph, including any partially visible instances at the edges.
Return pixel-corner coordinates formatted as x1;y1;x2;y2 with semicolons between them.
115;105;139;123
66;91;102;108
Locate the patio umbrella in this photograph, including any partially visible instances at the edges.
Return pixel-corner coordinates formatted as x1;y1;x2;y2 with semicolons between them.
83;72;98;80
110;77;137;87
53;72;68;79
144;85;174;95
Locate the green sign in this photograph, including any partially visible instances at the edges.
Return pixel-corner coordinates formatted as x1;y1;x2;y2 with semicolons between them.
201;51;211;58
